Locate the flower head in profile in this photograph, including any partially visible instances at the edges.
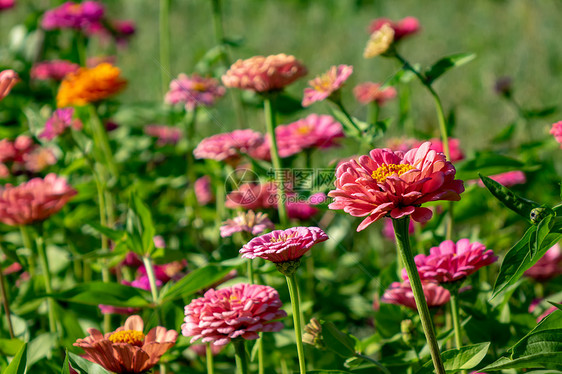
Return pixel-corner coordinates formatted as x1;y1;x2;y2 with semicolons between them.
328;142;464;231
144;125;182;147
550;121;562;148
57;63;127;107
74;315;178;373
42;1;104;31
368;16;420;41
0;69;19;100
31;60;79;81
353;82;397;105
194;176;214;205
525;244;562;281
364;24;395;58
381;280;450;310
165;73;226;111
406;239;497;284
222;54;307;93
182;283;286;346
193;129;264;162
221;210;274;238
40;108;83;140
302;65;353;107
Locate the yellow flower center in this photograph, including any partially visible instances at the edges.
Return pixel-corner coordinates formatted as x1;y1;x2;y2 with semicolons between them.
192;82;207;92
296;124;312;135
371;163;414;183
270;233;297;243
108;330;145;346
311;74;333;92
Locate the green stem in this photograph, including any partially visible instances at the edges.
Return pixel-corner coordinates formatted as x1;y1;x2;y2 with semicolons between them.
392;217;445;374
0;246;15;338
19;225;35;277
247;259;255;285
142;256;159;304
89;106;119;181
76;33;87;66
159;0;171;96
206;343;215;374
233;339;250;374
450;293;463;349
334;100;362;136
285;273;306;374
36;230;57;334
258;333;265;374
355;353;390;374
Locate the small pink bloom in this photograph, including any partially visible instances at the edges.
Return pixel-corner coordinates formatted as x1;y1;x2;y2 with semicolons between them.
525;244;562;281
328;142;465;231
368;16;420;41
42;1;104;31
144;125;183;146
385;137;419;153
23;147;57;173
121;252;142;268
31;60;79;81
190;343;224;357
222;54;307;93
0;70;19;100
0;0;14;10
550;121;562;147
240;226;328;263
138;260;187;284
182;283;286;346
153;235;166;248
423;138;464;162
302;65;353;107
225;182;279;210
194;130;264;162
165;73;225;111
40;108;83;140
353;82;397;105
220;210;274;238
475;171;526;188
381;280;450;310
194;176;214;205
382;217;414;240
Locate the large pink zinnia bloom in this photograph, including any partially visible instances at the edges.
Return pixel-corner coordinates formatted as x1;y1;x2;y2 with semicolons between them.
165;73;225;111
74;315;178;373
328;142;464;231
193;129;264;162
525;244;562;281
31;60;79;81
182;283;286;346
406;239;497;283
0;69;19;100
0;173;77;225
39;108;83;140
302;65;353;107
368;16;420;41
381;280;450;310
240;226;328;263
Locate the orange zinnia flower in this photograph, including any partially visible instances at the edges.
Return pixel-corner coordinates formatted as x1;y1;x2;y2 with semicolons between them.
56;63;126;107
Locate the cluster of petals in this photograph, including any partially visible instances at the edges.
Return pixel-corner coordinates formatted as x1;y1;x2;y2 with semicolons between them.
0;69;19;100
423;138;464;162
86;19;136;45
525;244;562;281
40;108;83;140
222;54;307;92
302;65;353;107
240;226;328;263
182;283;286;346
42;1;104;31
550;121;562;147
194;175;214;205
165;73;225;111
473;170;526;188
31;60;79;81
220;210;274;238
56;63;127;107
328;142;465;231
144;125;182;146
225;182;278;210
0;0;14;10
368;16;420;41
0;135;57;177
405;239;497;284
364;23;394;58
381;280;450;310
0;173;77;226
353;82;397;105
74;315;178;373
193;129;264;162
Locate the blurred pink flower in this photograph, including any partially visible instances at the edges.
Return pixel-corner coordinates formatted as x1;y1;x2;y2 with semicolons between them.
165;73;225;111
0;135;56;176
40;107;83;140
121;252;142;268
240;226;328;263
225;182;279;210
406;239;497;284
182;283;286;346
382;217;414;240
368;16;420;41
31;60;79;81
23;147;57;173
385;137;419;153
286;193;326;221
550;121;562;147
0;69;19;100
222;54;307;93
328;142;464;231
138;260;187;284
353;82;397;105
423;138;464;162
144;125;182;146
190;343;224;357
381;280;450;310
42;1;104;31
529;299;559;323
302;65;353;107
193;130;264;162
0;173;76;226
525;244;562;281
194;176;214;205
220;210;274;238
0;0;14;10
474;171;526;188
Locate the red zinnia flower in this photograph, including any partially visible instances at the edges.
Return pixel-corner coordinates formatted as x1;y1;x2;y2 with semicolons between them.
381;280;449;310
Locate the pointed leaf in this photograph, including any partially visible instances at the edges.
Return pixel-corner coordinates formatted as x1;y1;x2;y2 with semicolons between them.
60;351;70;374
321;321;357;358
4;342;27;374
425;53;476;84
416;342;490;373
162;264;234;302
85;222;126;242
68;352;111;374
46;281;151;307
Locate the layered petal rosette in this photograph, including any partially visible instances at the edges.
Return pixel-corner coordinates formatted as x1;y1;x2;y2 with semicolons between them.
193;129;264;162
165;73;225;111
302;65;353;107
381;280;450;310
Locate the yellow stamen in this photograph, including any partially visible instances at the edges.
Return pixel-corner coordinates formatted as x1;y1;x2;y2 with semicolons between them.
311;75;333;92
371;163;414;183
270;233;297;243
192;82;207;92
296;125;312;135
108;330;145;346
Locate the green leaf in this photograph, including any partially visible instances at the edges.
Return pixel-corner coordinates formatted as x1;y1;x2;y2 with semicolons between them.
27;333;57;367
510;310;562;356
531;215;553;258
4;342;26;374
161;264;234;302
46;281;151;307
60;351;70;374
321;321;357;358
424;53;476;84
416;342;490;373
68;352;111;374
482;355;562;371
129;194;156;257
0;339;24;356
85;222;126;242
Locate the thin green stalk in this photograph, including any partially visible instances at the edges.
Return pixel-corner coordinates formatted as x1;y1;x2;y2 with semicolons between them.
392;217;445;374
206;343;215;374
36;234;56;334
247;259;255;285
450;293;463;349
76;33;87;66
142;256;159;305
19;225;35;277
233;339;249;374
263;96;288;227
355;353;390;374
159;0;171;96
89;106;119;180
258;333;264;374
0;249;15;338
333;100;362;136
285;273;306;374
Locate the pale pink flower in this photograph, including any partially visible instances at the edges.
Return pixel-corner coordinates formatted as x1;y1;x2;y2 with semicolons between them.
328;142;465;231
144;125;182;146
0;70;19;100
40;108;83;140
74;315;178;373
550;121;562;147
0;173;77;226
302;65;353;107
193;130;264;162
31;60;79;81
165;73;225;111
525;244;562;281
353;82;397;105
42;1;104;31
406;239;497;283
23;147;57;173
475;171;526;188
194;176;214;205
182;283;286;346
381;280;450;310
0;0;14;10
220;210;274;238
240;226;328;263
368;16;420;41
222;54;307;93
225;182;279;210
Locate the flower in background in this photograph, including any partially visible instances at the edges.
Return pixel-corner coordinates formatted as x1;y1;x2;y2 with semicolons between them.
74;315;178;373
381;280;450;310
528;299;559;323
42;1;104;32
0;69;19;100
193;129;264;162
328;142;464;231
364;23;394;58
382;217;415;240
474;171;526;188
138;260;187;284
302;65;353;107
222;54;307;93
165;73;226;111
194;176;214;205
286;193;326;221
31;60;80;81
525;244;562;281
220;210;274;238
385;137;419;153
40;108;83;140
353;82;397;105
550;121;562;147
0;135;57;176
144;125;183;147
225;182;278;210
368;16;420;41
57;63;127;107
23;147;57;173
87;55;117;67
420;138;464;162
0;0;14;10
189;343;224;357
0;173;76;226
406;239;497;284
182;283;286;346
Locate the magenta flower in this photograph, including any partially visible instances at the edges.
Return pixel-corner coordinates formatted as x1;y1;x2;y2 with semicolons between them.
144;125;182;146
0;69;19;100
194;176;214;205
42;1;104;31
424;138;464;162
381;280;450;310
165;73;225;111
302;65;353;107
475;171;526;188
328;142;465;231
353;82;397;105
182;283;286;346
220;210;274;238
0;0;14;11
0;135;56;176
193;130;264;162
39;108;83;140
551;121;562;147
240;226;328;263
525;244;562;281
405;239;497;284
368;16;420;41
225;182;278;210
31;60;79;81
287;193;326;220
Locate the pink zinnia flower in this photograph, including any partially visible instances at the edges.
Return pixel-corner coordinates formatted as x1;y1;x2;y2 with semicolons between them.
525;244;562;281
42;1;104;31
182;283;286;346
0;70;19;100
74;315;178;373
551;121;562;147
0;0;14;10
286;193;326;221
381;280;450;310
353;82;397;105
0;173;77;226
193;130;264;162
165;73;225;111
225;182;278;210
194;176;214;205
31;60;79;81
406;239;497;284
22;147;57;173
220;210;274;238
368;16;420;41
328;142;465;231
240;226;328;263
138;260;187;284
39;108;83;140
222;54;307;93
421;138;464;162
474;170;526;188
144;125;183;146
302;65;353;107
